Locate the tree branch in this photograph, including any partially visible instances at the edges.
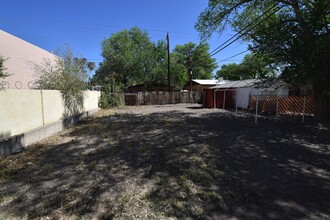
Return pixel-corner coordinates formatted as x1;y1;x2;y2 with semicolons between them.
211;0;254;26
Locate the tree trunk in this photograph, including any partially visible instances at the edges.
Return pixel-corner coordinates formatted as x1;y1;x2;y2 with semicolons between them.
313;82;330;124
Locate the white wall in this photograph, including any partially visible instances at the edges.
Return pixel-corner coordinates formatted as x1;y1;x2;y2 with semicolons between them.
234;87;253;109
0;89;100;138
42;90;65;125
233;87;289;109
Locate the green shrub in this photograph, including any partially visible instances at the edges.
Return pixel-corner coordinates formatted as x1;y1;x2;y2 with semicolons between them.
99;92;122;108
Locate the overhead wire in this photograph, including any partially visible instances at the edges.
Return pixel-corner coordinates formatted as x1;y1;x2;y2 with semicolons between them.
209;4;284;59
216;49;249;64
0;20;197;38
207;4;279;57
189;4;284;69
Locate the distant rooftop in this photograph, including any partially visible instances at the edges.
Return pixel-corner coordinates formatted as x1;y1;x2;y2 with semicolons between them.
192;79;227;85
210;79;261;89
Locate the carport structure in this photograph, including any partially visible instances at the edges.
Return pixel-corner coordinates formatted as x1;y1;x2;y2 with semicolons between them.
203;79;261;109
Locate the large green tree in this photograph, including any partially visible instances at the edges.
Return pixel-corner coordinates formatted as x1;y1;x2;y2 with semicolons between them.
241;53;275;78
173;42;218;79
95;28;189;91
147;40;188;90
216;63;245;80
216;53;275;80
196;0;330;122
100;27;155;88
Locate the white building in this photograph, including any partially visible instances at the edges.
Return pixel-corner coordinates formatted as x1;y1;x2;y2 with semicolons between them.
0;30;58;89
209;78;289;109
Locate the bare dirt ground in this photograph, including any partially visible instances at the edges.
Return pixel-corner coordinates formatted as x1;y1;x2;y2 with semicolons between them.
0;104;329;219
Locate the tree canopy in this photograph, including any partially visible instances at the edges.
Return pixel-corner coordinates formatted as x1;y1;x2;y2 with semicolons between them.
216;53;275;80
99;27;154;88
94;27;215;91
196;0;330;122
216;63;245;80
173;42;217;79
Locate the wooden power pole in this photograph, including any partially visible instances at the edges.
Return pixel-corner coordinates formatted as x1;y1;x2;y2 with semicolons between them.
166;32;171;93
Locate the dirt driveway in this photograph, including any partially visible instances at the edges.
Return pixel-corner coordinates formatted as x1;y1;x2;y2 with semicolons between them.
1;104;329;219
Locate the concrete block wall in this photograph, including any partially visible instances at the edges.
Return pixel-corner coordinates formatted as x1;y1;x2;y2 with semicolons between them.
0;89;101;139
42;90;65;125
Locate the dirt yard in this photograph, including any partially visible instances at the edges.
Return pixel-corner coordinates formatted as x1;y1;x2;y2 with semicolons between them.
0;104;329;219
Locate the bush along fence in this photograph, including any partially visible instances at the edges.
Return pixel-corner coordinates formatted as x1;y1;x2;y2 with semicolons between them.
124;91;202;105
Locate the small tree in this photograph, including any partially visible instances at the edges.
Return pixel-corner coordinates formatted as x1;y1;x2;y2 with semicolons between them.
34;47;89;117
0;55;10;90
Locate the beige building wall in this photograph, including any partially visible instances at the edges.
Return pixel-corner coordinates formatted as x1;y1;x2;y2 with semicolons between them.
0;89;43;137
84;91;101;112
0;30;59;89
0;89;100;138
42;90;65;125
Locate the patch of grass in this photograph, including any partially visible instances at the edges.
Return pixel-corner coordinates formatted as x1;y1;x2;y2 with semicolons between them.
76;170;88;183
188;168;213;187
42;163;54;173
88;160;98;171
0;193;4;204
0;168;13;180
198;191;226;207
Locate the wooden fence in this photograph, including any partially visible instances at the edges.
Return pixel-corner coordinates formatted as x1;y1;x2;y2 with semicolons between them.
125;91;201;105
249;95;314;116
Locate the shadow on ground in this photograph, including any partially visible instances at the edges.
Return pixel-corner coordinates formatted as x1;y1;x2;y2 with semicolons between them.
0;107;329;219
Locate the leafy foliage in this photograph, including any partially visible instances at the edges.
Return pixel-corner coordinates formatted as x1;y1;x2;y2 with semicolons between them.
100;27;155;88
98;92;122;108
97;82;123;109
147;41;188;90
216;63;245;80
173;42;218;79
34;47;90;117
0;55;10;90
216;53;275;80
93;28;217;91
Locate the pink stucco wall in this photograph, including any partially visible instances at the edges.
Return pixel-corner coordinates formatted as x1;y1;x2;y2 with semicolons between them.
0;30;59;89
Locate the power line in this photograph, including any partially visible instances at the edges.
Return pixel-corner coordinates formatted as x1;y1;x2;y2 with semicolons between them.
209;5;283;58
0;20;196;37
208;4;278;56
216;50;249;64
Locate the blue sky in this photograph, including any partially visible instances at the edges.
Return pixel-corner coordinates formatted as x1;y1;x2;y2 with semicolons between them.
1;0;249;77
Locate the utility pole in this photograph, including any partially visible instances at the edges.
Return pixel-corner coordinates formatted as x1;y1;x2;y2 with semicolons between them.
166;32;171;93
189;69;192;92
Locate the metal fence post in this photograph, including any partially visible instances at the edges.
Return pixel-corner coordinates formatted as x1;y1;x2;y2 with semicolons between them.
255;91;259;125
213;90;216;108
276;91;279;117
223;90;226;109
235;90;238;117
302;88;307;123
